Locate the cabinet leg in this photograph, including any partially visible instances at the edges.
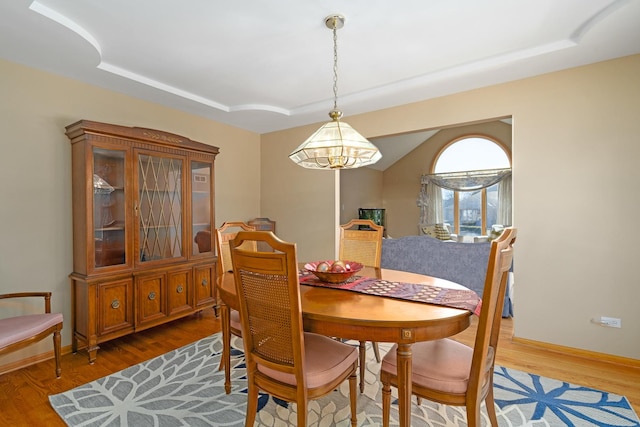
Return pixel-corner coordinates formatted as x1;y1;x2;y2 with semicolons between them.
87;339;100;364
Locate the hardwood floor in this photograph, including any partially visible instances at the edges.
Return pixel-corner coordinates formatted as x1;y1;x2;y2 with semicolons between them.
457;316;640;417
1;311;638;426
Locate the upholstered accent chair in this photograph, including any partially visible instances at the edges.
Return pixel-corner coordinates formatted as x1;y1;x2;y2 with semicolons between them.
0;292;63;378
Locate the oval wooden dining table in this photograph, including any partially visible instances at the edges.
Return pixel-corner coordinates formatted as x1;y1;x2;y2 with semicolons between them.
218;265;473;427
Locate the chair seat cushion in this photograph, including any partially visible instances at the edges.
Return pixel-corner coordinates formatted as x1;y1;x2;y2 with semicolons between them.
258;332;358;389
229;309;242;335
0;313;63;349
381;338;473;395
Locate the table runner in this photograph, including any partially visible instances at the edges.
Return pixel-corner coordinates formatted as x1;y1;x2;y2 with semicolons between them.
299;270;482;315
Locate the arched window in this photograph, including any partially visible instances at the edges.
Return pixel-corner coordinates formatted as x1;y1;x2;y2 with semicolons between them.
434;137;509;173
425;136;511;238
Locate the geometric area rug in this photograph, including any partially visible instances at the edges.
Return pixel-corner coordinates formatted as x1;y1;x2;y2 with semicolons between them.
49;333;640;427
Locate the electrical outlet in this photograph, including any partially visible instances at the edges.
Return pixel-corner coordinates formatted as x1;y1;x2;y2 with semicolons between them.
600;316;622;328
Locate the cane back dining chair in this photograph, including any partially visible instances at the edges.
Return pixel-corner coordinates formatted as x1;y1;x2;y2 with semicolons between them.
194;230;212;253
380;227;517;427
339;219;383;392
231;231;358;427
0;292;63;378
214;221;256;393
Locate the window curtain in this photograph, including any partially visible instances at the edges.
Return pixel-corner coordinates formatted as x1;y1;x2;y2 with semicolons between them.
497;173;512;226
425;168;511;191
416;177;443;228
418;168;512;230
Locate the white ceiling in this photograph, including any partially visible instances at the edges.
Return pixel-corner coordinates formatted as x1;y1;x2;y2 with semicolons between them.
2;0;640;170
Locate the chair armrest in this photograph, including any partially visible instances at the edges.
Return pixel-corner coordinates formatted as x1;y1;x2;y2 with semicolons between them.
0;292;53;313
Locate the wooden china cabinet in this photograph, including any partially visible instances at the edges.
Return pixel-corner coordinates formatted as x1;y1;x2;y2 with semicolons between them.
66;120;219;363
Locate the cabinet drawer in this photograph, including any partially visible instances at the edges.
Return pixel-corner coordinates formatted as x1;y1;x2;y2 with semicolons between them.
97;279;134;336
168;269;193;316
136;272;167;325
194;265;215;308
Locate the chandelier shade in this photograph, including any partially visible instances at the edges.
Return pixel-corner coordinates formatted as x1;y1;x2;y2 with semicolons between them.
289;111;382;170
289;14;381;170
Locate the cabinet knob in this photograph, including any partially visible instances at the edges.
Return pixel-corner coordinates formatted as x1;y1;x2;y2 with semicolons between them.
111;299;120;309
148;291;156;300
176;285;184;293
201;279;208;287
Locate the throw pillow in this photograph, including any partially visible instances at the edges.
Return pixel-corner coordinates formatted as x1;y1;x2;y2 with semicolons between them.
489;225;505;240
421;225;437;238
435;223;452;241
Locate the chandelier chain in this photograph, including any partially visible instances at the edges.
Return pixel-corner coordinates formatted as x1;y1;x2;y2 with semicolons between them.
332;21;339;111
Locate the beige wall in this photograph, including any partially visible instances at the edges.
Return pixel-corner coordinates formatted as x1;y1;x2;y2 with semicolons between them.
260;126;340;262
0;59;261;367
340;167;384;226
262;54;640;359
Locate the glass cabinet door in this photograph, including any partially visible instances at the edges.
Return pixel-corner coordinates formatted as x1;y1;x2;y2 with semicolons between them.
137;152;184;263
93;147;126;268
191;160;213;255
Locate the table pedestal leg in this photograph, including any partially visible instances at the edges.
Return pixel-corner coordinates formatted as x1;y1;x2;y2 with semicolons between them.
396;343;412;427
359;341;366;392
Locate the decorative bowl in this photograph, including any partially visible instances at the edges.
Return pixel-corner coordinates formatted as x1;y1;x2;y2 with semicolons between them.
304;260;363;283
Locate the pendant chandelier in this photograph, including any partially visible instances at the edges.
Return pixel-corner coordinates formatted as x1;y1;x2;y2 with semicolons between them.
289;15;381;170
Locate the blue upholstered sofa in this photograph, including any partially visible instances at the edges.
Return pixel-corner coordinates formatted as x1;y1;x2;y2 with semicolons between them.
380;235;513;317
